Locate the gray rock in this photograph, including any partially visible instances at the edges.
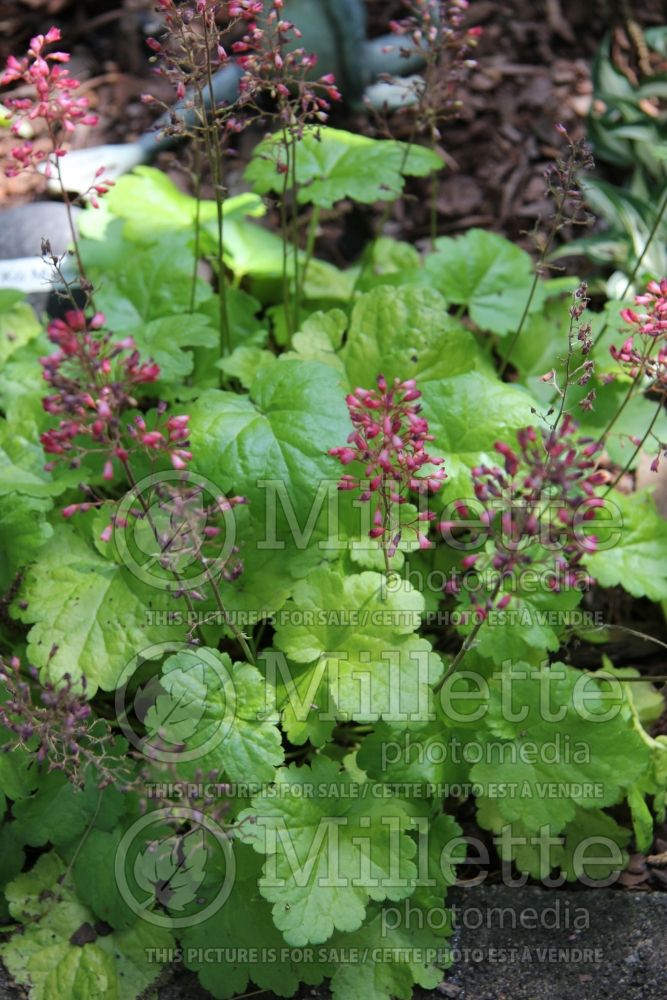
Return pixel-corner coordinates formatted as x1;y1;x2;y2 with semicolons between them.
0;201;81;312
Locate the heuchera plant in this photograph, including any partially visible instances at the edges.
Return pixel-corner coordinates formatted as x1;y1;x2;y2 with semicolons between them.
0;10;667;1000
330;375;446;565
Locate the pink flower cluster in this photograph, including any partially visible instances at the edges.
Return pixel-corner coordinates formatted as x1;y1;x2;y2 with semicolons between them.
330;375;446;554
389;0;481;131
39;310;192;484
619;279;667;338
612;278;667;471
1;27;98;176
234;1;341;126
441;416;608;615
146;0;232;100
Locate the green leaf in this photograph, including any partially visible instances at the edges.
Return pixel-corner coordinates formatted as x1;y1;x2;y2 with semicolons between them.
245;126;442;209
217;345;276;389
182;842;329;998
354;237;423;294
12;770;124;847
424;229;542;335
238;757;419;945
133;827;207;912
0;492;53;593
0;852;173;1000
72;829;135;931
0;297;41;366
420;372;537;496
272;566;442;737
145;650;284;783
341;286;483;388
0;826;25;900
12;526;188;694
103;165;264;241
471;661;651;832
188;359;351;519
585;490;667;600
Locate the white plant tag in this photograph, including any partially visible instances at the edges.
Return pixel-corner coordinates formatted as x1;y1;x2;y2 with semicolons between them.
0;256;59;293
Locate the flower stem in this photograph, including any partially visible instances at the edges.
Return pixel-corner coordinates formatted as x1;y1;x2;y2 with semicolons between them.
433;580;503;693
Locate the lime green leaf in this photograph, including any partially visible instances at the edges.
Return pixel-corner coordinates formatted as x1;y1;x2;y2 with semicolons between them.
424;229;543;335
341;286;483;388
585;490;667;600
471;661;651;831
1;852;173;1000
0;297;41;366
328;904;451;1000
12;527;188;694
281;309;347;375
144;650;284;783
456;581;583;666
628;784;654;853
239;757;419;945
0;419;74;498
488;806;631;881
273;567;442;736
92;237;213;331
597;657;665;726
217;344;276;389
420;372;537;496
188;360;351;519
130;314;217;384
245;127;442;209
103;165;264;241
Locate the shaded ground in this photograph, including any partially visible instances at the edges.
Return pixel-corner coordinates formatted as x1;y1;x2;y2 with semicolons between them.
2;0;666;246
2;884;666;999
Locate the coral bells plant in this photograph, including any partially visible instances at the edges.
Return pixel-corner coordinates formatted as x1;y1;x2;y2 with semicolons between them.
619;278;667;338
1;27;98;175
39;309;191;483
234;0;342;126
1;26;112;278
330;375;446;568
441;415;608;615
390;0;481;125
388;0;481;245
611;278;667;472
234;0;342;332
0;657;118;787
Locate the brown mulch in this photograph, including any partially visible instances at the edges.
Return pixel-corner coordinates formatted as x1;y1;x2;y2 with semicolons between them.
1;0;666;245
